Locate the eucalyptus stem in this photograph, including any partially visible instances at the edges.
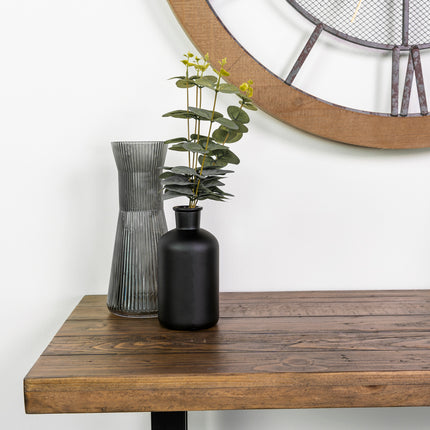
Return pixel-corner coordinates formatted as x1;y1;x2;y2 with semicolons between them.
185;65;191;168
192;81;201;170
194;86;203;170
191;84;221;207
200;85;221;171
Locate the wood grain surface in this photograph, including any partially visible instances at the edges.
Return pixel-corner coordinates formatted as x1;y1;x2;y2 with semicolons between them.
167;0;430;149
24;291;430;413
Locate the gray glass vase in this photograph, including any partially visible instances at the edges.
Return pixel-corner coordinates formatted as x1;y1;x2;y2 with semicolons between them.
107;141;167;317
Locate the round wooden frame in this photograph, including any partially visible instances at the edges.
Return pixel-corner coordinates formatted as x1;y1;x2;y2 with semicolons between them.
167;0;430;149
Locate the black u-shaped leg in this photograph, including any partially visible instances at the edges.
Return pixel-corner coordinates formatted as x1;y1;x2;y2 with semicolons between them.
151;411;188;430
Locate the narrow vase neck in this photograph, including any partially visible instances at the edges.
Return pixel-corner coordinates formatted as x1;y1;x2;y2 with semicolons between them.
174;206;202;230
112;142;166;211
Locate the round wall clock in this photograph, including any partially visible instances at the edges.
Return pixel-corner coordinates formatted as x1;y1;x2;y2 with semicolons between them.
167;0;430;149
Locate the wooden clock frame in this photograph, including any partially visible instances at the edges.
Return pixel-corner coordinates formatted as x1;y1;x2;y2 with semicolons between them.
167;0;430;149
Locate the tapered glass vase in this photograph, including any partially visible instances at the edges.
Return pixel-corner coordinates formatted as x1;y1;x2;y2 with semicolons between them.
107;141;167;317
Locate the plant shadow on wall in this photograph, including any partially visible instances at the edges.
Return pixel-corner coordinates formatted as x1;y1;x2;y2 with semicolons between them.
157;52;257;330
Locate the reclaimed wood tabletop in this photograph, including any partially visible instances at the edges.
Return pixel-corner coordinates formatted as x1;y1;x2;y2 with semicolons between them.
24;290;430;414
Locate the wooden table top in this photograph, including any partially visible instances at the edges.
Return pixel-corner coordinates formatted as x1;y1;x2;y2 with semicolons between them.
24;290;430;414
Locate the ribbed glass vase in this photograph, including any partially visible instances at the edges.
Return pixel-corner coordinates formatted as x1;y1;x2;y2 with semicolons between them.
107;141;167;317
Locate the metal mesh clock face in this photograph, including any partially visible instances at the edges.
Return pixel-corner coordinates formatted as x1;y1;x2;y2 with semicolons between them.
288;0;430;49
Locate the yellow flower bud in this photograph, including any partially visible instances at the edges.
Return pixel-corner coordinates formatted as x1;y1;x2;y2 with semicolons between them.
219;68;230;77
239;83;249;92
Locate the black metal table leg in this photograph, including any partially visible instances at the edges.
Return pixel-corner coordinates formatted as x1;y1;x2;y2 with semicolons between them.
151;411;188;430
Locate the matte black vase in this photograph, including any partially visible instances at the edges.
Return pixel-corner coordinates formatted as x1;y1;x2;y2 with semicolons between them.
157;206;219;330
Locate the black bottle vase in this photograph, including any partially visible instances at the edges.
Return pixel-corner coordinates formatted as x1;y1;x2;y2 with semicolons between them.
157;206;219;330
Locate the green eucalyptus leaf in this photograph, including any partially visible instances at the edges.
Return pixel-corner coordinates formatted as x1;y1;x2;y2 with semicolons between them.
176;79;196;88
212;127;243;143
207;141;229;151
227;105;250;124
238;95;253;103
198;155;217;168
212;127;229;143
198;155;228;168
163;109;197;119
195;75;218;88
218;83;239;94
215;117;239;130
163;190;185;200
200;168;234;176
190;134;215;146
198;154;211;167
200;193;227;202
242;102;258;111
165;184;195;196
224;129;243;143
208;195;227;201
169;143;188;152
214;159;229;168
211;187;234;197
196;183;212;193
202;178;225;187
235;122;248;133
188;107;223;121
168;75;186;80
171;166;197;176
162;175;191;186
183;142;208;154
198;185;223;196
171;166;206;179
216;149;240;165
160;171;174;179
165;137;189;144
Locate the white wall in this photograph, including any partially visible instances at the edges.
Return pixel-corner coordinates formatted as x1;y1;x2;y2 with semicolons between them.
1;1;429;429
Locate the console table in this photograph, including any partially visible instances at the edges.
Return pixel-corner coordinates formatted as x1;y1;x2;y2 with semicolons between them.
24;290;430;429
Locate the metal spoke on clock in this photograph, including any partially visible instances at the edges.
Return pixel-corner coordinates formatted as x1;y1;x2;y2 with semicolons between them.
391;46;400;116
285;23;323;85
400;50;415;116
402;0;409;46
400;47;428;117
411;47;428;115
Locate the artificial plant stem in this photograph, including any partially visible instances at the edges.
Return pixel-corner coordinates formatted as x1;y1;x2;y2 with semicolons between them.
191;83;203;206
191;85;220;207
194;87;203;169
200;87;220;171
185;65;191;168
192;83;200;170
195;86;203;169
